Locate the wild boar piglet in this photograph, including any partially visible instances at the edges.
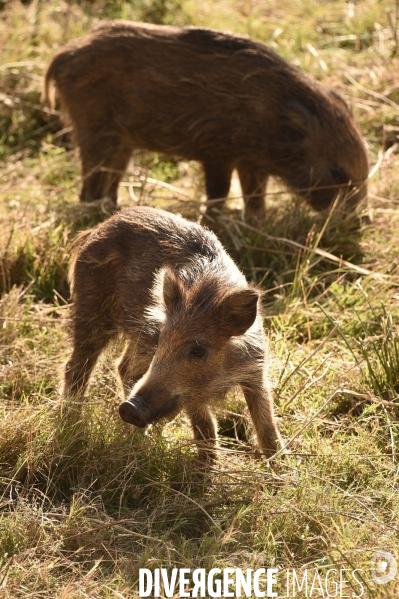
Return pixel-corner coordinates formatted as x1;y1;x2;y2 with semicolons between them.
64;206;281;462
43;21;368;220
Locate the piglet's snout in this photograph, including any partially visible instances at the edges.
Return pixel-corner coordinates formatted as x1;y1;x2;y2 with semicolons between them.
119;396;147;428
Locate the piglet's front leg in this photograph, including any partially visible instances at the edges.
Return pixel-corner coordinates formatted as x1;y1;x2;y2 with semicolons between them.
242;380;282;460
187;404;218;465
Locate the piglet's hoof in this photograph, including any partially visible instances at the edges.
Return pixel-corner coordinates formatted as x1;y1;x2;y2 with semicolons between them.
119;399;146;428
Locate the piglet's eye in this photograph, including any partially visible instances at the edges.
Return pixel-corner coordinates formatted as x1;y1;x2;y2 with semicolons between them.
189;346;206;358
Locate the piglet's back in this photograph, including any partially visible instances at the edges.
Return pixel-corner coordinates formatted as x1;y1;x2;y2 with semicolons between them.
73;207;241;275
69;207;248;330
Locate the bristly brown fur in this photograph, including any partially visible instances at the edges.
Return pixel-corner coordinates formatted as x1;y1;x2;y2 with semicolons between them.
43;21;369;220
68;229;94;295
63;206;282;463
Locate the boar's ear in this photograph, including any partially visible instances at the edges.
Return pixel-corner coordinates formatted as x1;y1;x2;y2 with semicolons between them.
328;89;352;114
162;268;183;314
285;99;318;132
220;288;260;337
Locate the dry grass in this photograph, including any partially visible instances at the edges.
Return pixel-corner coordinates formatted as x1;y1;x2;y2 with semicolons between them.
1;0;399;597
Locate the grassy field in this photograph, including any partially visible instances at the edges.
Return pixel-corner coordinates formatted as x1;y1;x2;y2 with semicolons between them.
1;0;399;597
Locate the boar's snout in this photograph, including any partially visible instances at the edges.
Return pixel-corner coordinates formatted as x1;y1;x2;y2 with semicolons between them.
119;396;147;428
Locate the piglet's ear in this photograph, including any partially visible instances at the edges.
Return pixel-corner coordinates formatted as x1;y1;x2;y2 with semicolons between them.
162;268;183;314
220;288;260;337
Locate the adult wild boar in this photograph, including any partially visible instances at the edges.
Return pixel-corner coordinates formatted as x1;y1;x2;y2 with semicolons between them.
43;21;368;219
64;206;281;462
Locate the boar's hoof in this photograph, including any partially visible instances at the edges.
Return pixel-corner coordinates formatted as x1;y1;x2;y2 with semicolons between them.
119;399;146;428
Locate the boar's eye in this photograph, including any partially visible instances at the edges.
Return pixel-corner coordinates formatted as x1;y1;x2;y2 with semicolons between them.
330;164;349;185
189;345;206;358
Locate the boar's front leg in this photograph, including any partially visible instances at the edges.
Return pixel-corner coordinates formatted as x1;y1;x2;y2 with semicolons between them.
237;165;267;221
241;381;282;459
187;404;218;464
118;338;154;398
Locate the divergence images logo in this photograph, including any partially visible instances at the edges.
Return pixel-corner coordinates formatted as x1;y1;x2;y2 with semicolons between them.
371;551;397;584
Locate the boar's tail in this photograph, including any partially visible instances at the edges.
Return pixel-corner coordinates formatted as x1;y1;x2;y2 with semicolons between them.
42;58;57;111
42;52;66;111
68;229;95;294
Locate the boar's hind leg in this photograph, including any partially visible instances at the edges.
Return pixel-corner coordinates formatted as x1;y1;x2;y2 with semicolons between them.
242;383;281;459
64;330;114;399
203;160;233;217
79;134;132;204
187;405;218;464
237;166;267;221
